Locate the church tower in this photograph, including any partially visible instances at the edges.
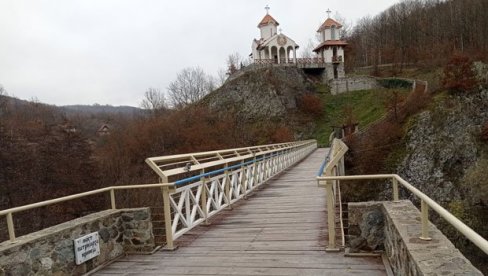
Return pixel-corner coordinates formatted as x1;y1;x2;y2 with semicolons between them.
251;6;299;64
313;10;347;79
258;6;279;40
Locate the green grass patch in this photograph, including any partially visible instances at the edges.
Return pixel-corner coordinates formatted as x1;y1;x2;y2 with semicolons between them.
313;87;410;144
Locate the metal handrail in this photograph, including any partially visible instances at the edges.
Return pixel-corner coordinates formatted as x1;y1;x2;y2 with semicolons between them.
145;140;316;180
316;140;488;255
1;140;318;244
0;182;174;242
174;152;284;186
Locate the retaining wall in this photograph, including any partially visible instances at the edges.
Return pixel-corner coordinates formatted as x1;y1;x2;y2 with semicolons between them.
330;76;379;95
0;208;155;275
348;200;483;275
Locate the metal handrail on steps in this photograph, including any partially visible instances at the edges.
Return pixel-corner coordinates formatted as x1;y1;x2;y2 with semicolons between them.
316;139;488;255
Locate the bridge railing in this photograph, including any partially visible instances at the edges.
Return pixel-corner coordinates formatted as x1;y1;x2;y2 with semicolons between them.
145;140;317;249
0;140;317;247
316;138;488;255
317;138;348;250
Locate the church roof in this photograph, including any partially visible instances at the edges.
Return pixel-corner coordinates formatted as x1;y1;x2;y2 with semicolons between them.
258;14;280;28
255;34;299;50
313;40;348;52
317;18;343;32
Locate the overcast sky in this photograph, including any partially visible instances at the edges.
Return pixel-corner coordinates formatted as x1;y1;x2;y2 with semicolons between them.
0;0;401;107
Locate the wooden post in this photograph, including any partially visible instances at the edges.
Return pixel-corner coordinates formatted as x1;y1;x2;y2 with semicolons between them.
325;180;338;251
241;161;248;198
110;189;116;209
7;212;15;242
161;186;176;250
201;173;210;225
419;200;432;241
392;178;399;202
224;165;232;210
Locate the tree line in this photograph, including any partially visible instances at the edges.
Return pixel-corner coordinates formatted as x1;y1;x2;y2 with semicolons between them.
345;0;488;71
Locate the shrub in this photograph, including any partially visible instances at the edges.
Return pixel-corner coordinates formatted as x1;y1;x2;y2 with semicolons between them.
442;53;478;93
271;126;294;143
298;94;323;117
378;78;412;89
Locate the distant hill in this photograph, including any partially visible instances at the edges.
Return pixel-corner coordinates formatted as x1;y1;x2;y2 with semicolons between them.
62;104;145;116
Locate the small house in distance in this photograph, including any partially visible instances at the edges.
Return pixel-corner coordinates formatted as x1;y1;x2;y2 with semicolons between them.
97;124;110;136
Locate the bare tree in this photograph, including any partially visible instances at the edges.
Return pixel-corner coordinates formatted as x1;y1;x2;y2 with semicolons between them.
141;88;167;114
0;84;8;116
226;52;242;76
300;39;317;58
334;12;351;39
167;67;212;108
217;68;228;86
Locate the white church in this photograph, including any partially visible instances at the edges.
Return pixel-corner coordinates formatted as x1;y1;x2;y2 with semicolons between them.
251;7;347;80
251;7;299;64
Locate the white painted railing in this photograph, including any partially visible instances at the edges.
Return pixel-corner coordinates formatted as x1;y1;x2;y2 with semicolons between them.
316;138;488;255
0;140;317;247
146;140;317;249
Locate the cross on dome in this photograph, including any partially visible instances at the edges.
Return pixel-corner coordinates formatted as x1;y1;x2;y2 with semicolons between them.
326;9;332;18
265;5;270;14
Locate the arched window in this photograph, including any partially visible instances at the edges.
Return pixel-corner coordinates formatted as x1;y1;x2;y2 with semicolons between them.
331;25;336;40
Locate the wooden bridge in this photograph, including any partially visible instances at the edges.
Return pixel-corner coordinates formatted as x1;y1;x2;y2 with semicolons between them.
0;140;486;275
96;148;387;276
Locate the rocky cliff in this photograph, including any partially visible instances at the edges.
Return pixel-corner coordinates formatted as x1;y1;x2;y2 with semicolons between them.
202;67;315;121
397;89;488;272
200;67;320;141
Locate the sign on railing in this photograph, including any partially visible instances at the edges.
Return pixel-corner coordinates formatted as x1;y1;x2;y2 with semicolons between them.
74;232;100;265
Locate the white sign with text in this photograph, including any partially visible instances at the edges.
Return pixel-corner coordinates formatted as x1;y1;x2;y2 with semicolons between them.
74;232;100;265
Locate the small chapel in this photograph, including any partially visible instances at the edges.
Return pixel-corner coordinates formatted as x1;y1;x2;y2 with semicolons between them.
250;7;347;81
313;10;348;79
251;6;299;64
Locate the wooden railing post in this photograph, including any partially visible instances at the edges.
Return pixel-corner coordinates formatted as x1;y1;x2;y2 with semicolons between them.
392;177;399;202
201;171;210;225
224;165;232;210
161;185;176;250
7;212;15;242
420;199;432;241
325;180;337;251
110;188;116;209
241;161;248;198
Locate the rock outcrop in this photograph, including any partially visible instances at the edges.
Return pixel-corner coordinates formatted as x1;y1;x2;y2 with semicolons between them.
202;67;314;121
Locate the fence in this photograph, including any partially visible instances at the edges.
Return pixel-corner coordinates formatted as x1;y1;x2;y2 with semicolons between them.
316;138;488;255
0;140;317;248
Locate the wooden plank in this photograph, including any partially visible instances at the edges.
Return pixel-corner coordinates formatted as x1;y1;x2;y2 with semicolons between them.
95;149;386;276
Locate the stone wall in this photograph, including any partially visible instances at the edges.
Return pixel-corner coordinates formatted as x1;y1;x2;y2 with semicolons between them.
330;76;379;95
348;201;483;276
0;208;155;276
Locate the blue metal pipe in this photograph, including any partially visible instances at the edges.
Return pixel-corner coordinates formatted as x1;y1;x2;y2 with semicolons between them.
173;151;285;186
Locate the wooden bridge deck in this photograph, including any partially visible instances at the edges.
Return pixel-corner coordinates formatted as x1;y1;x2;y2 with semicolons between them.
96;149;386;276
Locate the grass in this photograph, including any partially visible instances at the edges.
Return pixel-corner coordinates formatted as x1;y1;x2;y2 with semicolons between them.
313;85;411;145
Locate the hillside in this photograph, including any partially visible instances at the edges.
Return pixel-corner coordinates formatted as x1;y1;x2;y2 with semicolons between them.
62;104;144;116
201;67;320;141
347;0;488;70
341;64;488;273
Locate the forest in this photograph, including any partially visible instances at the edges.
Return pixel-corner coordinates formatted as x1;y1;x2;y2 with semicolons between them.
346;0;488;71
